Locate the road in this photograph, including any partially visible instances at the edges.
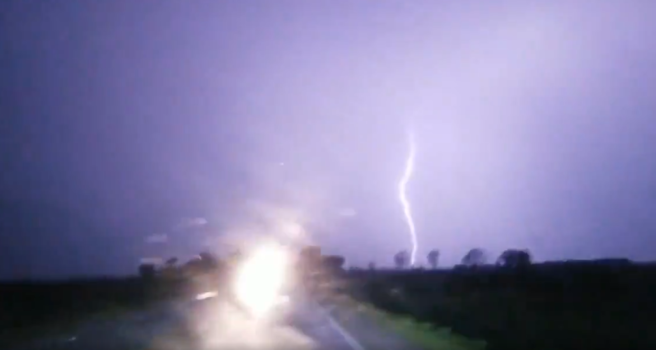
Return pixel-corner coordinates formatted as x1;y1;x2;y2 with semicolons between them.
10;292;417;350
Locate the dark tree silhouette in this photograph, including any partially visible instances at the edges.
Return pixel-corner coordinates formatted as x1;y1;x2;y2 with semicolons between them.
160;257;180;278
165;257;178;267
427;249;440;269
394;250;410;269
199;251;216;262
368;261;376;270
323;255;346;270
497;249;532;268
193;252;222;274
138;263;156;280
180;256;203;276
462;248;487;267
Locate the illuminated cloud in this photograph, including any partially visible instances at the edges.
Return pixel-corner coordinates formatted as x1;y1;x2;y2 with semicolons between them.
175;217;208;231
145;233;168;243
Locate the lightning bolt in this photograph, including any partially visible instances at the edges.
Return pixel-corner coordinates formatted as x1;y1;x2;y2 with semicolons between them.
399;131;418;266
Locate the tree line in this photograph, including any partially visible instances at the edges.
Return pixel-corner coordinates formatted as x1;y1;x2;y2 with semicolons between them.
137;246;532;279
390;248;532;269
137;246;347;280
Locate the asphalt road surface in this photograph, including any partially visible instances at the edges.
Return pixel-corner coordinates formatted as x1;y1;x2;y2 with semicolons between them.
11;293;417;350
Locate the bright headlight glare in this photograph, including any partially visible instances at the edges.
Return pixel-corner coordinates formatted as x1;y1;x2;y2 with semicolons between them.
234;244;288;317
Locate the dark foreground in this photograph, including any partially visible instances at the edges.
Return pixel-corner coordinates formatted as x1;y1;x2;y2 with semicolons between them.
5;259;656;350
2;288;421;350
345;261;656;350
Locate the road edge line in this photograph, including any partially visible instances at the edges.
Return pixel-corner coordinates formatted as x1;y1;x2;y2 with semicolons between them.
316;302;366;350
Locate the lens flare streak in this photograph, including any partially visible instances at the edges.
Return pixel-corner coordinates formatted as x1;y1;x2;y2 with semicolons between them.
399;132;418;266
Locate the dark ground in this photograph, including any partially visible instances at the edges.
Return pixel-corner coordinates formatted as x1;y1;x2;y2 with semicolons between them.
0;277;195;346
344;260;656;350
3;259;656;350
0;276;418;350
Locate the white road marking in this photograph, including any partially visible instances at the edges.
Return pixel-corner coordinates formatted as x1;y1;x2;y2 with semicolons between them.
315;302;365;350
326;314;366;350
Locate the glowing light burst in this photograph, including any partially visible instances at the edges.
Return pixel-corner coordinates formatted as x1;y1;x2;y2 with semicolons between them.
234;244;289;318
399;131;418;266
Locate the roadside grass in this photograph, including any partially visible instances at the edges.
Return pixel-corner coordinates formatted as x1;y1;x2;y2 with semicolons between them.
377;314;487;350
0;300;157;348
0;278;193;347
330;294;486;350
2;320;77;347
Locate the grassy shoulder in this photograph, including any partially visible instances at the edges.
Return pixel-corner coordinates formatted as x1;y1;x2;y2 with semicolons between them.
329;294;486;350
1;302;145;348
0;278;191;348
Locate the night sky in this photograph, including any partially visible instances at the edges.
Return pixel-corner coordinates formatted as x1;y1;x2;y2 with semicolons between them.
1;1;655;279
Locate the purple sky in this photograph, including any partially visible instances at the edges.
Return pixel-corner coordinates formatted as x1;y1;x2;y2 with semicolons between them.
1;1;655;278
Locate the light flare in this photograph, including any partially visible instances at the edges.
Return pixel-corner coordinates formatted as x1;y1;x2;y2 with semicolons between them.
399;131;418;266
195;291;218;300
234;243;289;318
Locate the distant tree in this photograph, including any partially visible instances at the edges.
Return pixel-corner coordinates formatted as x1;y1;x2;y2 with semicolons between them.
181;255;203;277
461;248;487;267
160;257;180;278
186;252;222;277
368;261;376;270
138;263;156;280
394;250;410;269
323;255;346;270
199;251;219;270
427;250;440;269
496;249;532;268
165;257;178;267
199;251;216;262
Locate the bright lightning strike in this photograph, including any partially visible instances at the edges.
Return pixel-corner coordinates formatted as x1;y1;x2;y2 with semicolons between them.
399;131;418;266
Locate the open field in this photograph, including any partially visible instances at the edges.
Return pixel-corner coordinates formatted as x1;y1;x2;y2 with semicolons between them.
0;277;197;346
341;261;656;350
